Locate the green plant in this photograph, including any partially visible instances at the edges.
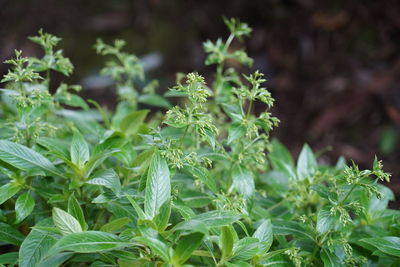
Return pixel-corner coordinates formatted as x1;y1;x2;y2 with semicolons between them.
0;19;399;267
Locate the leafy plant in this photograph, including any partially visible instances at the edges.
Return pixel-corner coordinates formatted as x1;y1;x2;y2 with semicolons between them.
0;18;399;267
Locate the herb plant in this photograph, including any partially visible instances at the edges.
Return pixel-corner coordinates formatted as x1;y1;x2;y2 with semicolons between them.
0;18;399;267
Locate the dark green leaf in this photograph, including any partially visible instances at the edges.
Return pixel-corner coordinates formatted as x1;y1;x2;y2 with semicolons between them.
0;222;24;245
68;194;87;231
172;232;204;265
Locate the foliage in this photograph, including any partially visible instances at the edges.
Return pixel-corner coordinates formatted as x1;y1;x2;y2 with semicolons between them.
0;19;399;267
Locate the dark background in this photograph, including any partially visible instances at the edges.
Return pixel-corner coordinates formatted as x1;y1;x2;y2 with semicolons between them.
1;0;399;201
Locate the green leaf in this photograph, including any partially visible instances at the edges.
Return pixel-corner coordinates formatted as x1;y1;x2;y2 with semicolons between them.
320;248;342;267
144;151;171;219
232;237;260;261
360;237;400;257
68;194;87;231
52;231;130;253
172;232;204;265
134;236;171;262
192;211;240;228
87;168;122;195
19;220;59;267
232;164;254;197
296;144;317;180
154;199;171;231
220;226;236;259
138;94;172;109
0;182;21;205
228;123;246;144
316;207;337;234
0;140;66;178
269;139;294;166
15;192;35;224
253;219;273;253
70;130;90;168
119;109;149;136
0;252;18;265
183;164;217;193
0;222;24;245
100;217;131;232
272;219;314;241
52;207;83;235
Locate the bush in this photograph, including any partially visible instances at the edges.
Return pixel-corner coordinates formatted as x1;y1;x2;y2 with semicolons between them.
0;18;399;267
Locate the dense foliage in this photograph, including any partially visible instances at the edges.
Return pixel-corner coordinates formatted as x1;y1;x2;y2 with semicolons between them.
0;19;399;267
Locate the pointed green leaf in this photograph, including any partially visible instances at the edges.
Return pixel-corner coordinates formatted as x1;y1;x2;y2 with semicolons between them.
228;123;246;144
0;182;21;205
360;237;400;257
70;130;90;168
220;226;236;259
68;194;87;231
296;144;317;180
52;231;130;253
15;192;35;224
232;165;254;197
0;222;24;245
19;220;59;267
144;151;170;219
87;168;121;195
119;109;149;136
253;219;273;253
100;217;131;233
134;236;171;262
172;232;204;265
0;140;66;178
52;207;82;235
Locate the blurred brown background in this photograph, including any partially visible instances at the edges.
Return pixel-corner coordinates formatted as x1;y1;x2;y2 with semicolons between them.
1;0;399;200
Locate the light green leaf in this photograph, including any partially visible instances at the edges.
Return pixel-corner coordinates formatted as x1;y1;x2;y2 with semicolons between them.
52;207;82;235
87;168;121;195
52;231;130;253
0;182;21;205
0;222;24;245
253;219;273;253
296;144;317;180
172;232;204;265
228;123;246;144
119;109;149;136
134;236;171;262
0;140;66;178
183;164;217;193
70;130;90;168
100;217;131;233
139;94;172;109
84;148;120;178
232;237;260;261
316;207;337;234
269;139;294;166
192;211;240;228
220;226;236;259
15;192;35;224
232;164;254;197
68;194;87;231
360;237;400;257
144;151;170;219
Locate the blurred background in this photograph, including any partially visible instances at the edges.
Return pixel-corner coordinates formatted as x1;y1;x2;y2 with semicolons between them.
1;0;399;202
